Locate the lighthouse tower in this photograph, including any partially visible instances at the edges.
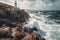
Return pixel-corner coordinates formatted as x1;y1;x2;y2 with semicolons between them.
15;0;17;8
13;0;20;12
14;0;18;12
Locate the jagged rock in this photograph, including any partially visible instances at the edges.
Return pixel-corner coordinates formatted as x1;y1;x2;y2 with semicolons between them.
0;2;30;27
0;27;45;40
0;2;45;40
22;32;45;40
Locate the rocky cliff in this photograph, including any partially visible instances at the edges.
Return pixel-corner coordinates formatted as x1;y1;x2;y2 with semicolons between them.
0;2;45;40
0;2;30;27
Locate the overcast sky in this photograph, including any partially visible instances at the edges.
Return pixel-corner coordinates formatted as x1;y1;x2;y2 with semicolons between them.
0;0;60;10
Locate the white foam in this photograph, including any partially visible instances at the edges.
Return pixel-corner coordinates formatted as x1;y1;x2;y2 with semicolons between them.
24;12;60;40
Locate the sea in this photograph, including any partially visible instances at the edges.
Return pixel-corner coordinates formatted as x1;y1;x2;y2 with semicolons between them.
24;10;60;40
0;0;60;40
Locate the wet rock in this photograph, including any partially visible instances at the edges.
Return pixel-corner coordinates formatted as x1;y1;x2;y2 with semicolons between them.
22;32;45;40
0;2;30;27
0;2;45;40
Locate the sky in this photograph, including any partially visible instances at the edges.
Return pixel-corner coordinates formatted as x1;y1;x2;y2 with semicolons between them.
0;0;60;10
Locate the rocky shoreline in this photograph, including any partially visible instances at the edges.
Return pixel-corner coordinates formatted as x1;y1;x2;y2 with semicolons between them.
0;2;45;40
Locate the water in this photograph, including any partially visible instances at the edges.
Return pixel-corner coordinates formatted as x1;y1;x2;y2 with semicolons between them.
0;0;60;40
24;11;60;40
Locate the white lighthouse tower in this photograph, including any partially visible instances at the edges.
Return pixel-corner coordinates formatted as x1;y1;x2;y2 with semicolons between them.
15;0;17;9
13;0;20;12
14;0;17;11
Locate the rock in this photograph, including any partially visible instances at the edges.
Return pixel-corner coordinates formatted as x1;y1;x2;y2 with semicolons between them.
22;32;45;40
0;2;45;40
0;2;30;27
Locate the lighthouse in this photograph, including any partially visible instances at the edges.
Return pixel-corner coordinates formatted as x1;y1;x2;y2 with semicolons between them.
13;0;21;12
15;0;17;8
14;0;17;11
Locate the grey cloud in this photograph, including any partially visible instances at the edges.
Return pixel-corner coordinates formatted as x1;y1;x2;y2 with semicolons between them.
42;0;58;4
23;0;37;2
0;0;60;10
29;0;36;1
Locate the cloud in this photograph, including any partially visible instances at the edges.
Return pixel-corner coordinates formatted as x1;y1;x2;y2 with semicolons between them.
20;0;60;10
0;0;60;10
42;0;58;4
28;0;60;10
